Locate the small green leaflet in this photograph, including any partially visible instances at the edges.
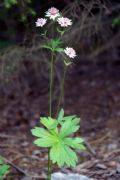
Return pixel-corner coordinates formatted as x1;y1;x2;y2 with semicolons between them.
41;30;47;36
64;60;73;66
41;38;64;53
41;45;52;50
0;157;10;179
40;36;66;55
55;48;64;53
31;108;86;167
57;108;64;122
112;16;120;28
51;38;62;49
57;27;65;36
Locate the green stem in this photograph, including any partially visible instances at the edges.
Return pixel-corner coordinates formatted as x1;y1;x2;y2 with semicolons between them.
47;50;54;180
49;50;54;117
56;65;67;117
47;150;52;180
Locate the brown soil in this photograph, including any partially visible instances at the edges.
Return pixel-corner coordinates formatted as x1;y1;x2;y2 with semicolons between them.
0;61;120;179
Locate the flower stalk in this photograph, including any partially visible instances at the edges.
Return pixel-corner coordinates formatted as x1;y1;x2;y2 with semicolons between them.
56;65;67;117
49;50;54;117
47;49;54;180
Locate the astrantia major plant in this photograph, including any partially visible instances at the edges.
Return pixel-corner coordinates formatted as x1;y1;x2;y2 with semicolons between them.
31;7;86;180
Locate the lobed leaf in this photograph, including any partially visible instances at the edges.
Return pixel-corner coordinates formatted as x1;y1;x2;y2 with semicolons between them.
60;118;80;138
64;137;86;150
50;142;78;167
55;48;64;53
41;45;52;50
34;136;58;148
40;117;58;130
57;108;64;122
51;38;62;50
31;127;52;138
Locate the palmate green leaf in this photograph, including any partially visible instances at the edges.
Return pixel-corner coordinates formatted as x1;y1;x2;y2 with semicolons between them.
31;109;86;168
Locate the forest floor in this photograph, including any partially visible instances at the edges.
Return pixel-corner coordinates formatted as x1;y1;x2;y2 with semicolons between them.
0;61;120;180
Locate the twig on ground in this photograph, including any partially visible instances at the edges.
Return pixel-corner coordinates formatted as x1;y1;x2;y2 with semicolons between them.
85;141;96;157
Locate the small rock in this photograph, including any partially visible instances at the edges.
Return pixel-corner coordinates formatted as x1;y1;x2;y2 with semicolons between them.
108;143;117;150
32;150;41;155
107;161;117;167
117;163;120;173
96;163;107;170
51;172;92;180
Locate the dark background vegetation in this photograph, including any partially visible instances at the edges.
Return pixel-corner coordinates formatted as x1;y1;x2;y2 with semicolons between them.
0;1;120;179
0;0;120;122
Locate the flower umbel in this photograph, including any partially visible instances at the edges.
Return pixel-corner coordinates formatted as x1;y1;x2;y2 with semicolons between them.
45;7;60;20
64;47;76;59
36;18;47;27
57;17;72;27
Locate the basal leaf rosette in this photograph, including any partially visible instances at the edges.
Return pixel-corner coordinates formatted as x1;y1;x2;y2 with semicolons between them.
31;109;86;167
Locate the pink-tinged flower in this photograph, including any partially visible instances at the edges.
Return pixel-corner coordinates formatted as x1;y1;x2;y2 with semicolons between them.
57;17;72;27
45;7;60;20
64;47;76;59
36;18;47;27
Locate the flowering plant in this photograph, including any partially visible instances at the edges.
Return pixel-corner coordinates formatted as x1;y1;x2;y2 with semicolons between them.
31;7;85;180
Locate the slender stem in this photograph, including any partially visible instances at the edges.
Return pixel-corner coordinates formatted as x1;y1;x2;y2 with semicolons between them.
49;50;54;117
47;50;54;180
56;65;67;117
47;150;52;180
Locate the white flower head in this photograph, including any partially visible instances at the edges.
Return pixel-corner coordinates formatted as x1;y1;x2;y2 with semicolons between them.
45;7;60;20
64;47;76;59
36;18;47;27
57;17;72;27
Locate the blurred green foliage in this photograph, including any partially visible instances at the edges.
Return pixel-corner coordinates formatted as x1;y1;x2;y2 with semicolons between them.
0;40;14;49
4;0;36;22
0;0;37;47
0;157;10;180
112;16;120;28
4;0;17;8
